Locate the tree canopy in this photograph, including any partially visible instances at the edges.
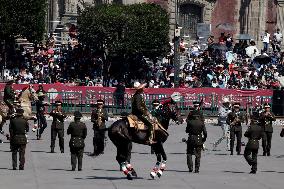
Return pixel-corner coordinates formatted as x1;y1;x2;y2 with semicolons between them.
0;0;47;42
78;3;170;58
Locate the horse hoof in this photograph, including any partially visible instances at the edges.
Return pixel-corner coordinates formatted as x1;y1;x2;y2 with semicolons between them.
131;169;138;177
126;173;133;180
157;170;163;178
150;172;157;179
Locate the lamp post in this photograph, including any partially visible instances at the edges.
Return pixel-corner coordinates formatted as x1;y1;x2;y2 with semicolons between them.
174;0;181;88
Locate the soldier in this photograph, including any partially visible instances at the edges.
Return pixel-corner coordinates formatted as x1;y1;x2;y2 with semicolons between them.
9;108;29;170
67;111;87;171
244;111;263;174
213;97;231;151
4;80;16;115
90;99;108;156
50;101;67;153
132;82;156;145
259;103;276;156
226;102;245;155
186;101;207;173
151;100;160;117
35;92;50;139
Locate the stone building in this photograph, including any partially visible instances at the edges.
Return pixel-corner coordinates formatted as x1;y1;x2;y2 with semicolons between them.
48;0;284;46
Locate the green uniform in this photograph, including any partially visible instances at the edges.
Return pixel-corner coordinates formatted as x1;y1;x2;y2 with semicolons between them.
186;110;207;173
91;107;108;155
9;115;29;170
50;109;67;153
244;122;263;173
259;112;276;156
67;120;87;171
227;111;245;155
4;84;16;111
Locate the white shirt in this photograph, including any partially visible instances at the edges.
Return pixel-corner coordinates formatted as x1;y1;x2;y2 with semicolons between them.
274;32;283;42
262;33;270;43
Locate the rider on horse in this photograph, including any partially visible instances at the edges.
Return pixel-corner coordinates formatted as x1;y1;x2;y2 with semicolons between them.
4;80;16;115
132;82;156;145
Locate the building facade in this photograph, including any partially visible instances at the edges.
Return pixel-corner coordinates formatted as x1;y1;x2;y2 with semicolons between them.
49;0;283;45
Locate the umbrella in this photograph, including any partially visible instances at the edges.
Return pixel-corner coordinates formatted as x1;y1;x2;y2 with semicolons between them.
254;55;271;64
235;34;253;40
216;23;235;31
209;43;228;51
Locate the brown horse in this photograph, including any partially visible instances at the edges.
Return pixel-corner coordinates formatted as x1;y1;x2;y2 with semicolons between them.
0;85;38;138
108;100;183;180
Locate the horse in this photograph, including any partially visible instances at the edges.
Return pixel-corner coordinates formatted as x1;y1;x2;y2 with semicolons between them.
0;85;38;138
108;99;183;180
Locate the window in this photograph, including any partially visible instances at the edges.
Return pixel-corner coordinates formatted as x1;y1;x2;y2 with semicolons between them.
179;4;203;39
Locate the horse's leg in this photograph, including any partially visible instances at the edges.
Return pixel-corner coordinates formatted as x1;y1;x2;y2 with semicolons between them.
156;143;167;178
150;143;162;179
117;141;133;180
0;116;9;140
125;142;137;177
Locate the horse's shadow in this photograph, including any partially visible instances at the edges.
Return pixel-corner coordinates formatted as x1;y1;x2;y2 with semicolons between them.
74;176;143;180
223;170;246;174
93;168;119;172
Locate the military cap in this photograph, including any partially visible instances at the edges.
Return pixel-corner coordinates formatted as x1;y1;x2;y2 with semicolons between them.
97;99;104;105
55;100;62;106
152;99;160;105
193;101;201;106
263;103;270;108
16;108;24;114
233;102;241;107
74;111;82;118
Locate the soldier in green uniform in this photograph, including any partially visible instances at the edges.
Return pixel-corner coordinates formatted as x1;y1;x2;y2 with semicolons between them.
226;103;245;155
186;101;207;173
67;111;87;171
244;111;264;174
151;100;160;117
259;103;276;156
9;108;29;170
4;80;16;115
90;99;108;156
132;82;155;145
50;101;67;153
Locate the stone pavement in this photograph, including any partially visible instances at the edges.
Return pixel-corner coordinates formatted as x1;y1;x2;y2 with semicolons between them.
0;120;283;189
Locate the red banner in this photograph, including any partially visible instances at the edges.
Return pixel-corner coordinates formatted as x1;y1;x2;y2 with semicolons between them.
0;84;273;107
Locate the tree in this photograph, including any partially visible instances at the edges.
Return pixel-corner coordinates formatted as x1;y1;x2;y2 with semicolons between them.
78;3;170;80
78;3;170;59
0;0;47;42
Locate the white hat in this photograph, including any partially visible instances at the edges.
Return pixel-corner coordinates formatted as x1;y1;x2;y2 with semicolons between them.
133;81;146;89
171;92;181;102
223;97;229;103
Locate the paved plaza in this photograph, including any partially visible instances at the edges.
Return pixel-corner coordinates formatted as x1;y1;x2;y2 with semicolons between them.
0;119;283;189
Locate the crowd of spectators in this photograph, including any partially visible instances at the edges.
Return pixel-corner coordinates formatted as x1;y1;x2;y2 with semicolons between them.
2;29;284;90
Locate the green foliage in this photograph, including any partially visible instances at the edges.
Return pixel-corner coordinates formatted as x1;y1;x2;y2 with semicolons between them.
78;3;170;58
0;0;47;42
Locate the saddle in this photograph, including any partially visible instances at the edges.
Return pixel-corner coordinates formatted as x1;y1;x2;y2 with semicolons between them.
127;114;168;134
